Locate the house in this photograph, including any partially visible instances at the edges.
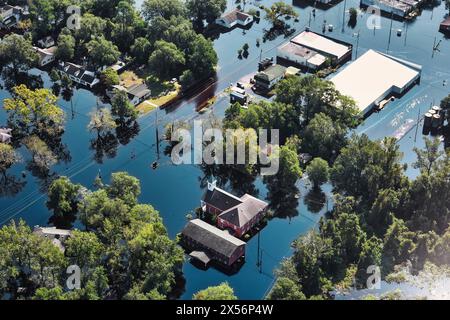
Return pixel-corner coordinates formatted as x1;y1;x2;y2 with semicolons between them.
440;17;450;34
289;30;352;65
202;181;268;238
109;83;151;106
34;46;57;67
58;62;100;88
215;9;254;29
254;64;286;91
0;128;12;143
277;41;327;71
361;0;425;18
37;36;55;49
181;219;246;267
330;49;421;115
0;4;24;29
33;226;72;253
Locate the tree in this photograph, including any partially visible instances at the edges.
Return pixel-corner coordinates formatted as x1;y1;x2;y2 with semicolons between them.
304;113;347;162
355;236;383;287
100;68;120;87
267;277;306;300
0;34;39;75
29;0;57;37
413;137;444;175
23;135;57;173
0;143;21;180
193;282;237;300
331;134;406;207
348;7;357;27
142;0;186;22
111;90;138;121
382;218;416;272
88;108;117;141
75;13;107;44
148;40;185;79
186;0;226;24
0;220;66;298
130;37;151;65
187;34;218;78
107;171;141;207
3;85;65;137
46;176;81;217
306;158;330;189
55;32;76;61
264;2;298;28
86;37;120;68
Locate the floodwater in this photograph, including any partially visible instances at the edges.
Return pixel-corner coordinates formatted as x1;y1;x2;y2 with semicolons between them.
0;0;449;299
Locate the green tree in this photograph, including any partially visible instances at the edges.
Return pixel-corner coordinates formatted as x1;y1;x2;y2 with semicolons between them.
88;108;117;141
111;90;138;121
142;0;186;22
46;176;81;217
0;143;21;180
55;32;76;62
23;135;57;173
131;37;151;65
304;113;347;162
331;135;406;207
193;282;238;300
355;236;383;287
86;37;120;68
413;137;444;175
75;13;107;44
107;171;141;207
0;220;66;298
148;40;185;79
186;0;226;24
267;277;306;300
382;218;416;272
3;85;65;137
100;68;120;87
306;158;330;189
187;34;218;78
0;34;39;75
264;2;298;28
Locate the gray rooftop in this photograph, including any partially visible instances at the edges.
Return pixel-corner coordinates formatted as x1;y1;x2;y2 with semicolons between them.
182;219;245;258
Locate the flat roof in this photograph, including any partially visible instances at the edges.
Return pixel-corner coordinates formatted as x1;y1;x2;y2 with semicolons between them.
291;31;350;59
330;49;421;113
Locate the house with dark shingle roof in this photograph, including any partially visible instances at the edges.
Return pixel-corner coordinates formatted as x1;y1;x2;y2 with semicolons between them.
0;4;25;29
215;9;253;29
201;181;268;238
58;62;100;88
254;64;286;91
181;219;246;266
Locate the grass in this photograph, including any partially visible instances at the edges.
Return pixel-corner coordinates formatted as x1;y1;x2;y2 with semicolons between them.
136;101;157;114
119;70;143;88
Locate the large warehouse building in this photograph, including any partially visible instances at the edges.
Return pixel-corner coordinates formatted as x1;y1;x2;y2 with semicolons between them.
330;49;422;115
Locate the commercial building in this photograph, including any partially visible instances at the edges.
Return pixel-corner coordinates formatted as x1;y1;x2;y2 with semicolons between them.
290;31;352;65
330;49;421;115
360;0;425;18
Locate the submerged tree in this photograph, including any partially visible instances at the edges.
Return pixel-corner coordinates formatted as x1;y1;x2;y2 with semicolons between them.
264;2;298;28
193;282;237;300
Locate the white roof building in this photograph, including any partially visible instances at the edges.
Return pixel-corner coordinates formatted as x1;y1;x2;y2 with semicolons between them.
330;49;422;114
291;31;352;61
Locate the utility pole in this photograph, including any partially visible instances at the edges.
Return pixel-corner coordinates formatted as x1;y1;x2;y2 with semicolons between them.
414;107;421;144
256;230;262;273
387;11;394;52
355;30;360;59
341;0;347;33
155;108;160;159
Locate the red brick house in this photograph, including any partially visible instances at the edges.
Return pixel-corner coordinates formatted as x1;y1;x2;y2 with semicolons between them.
201;181;268;238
